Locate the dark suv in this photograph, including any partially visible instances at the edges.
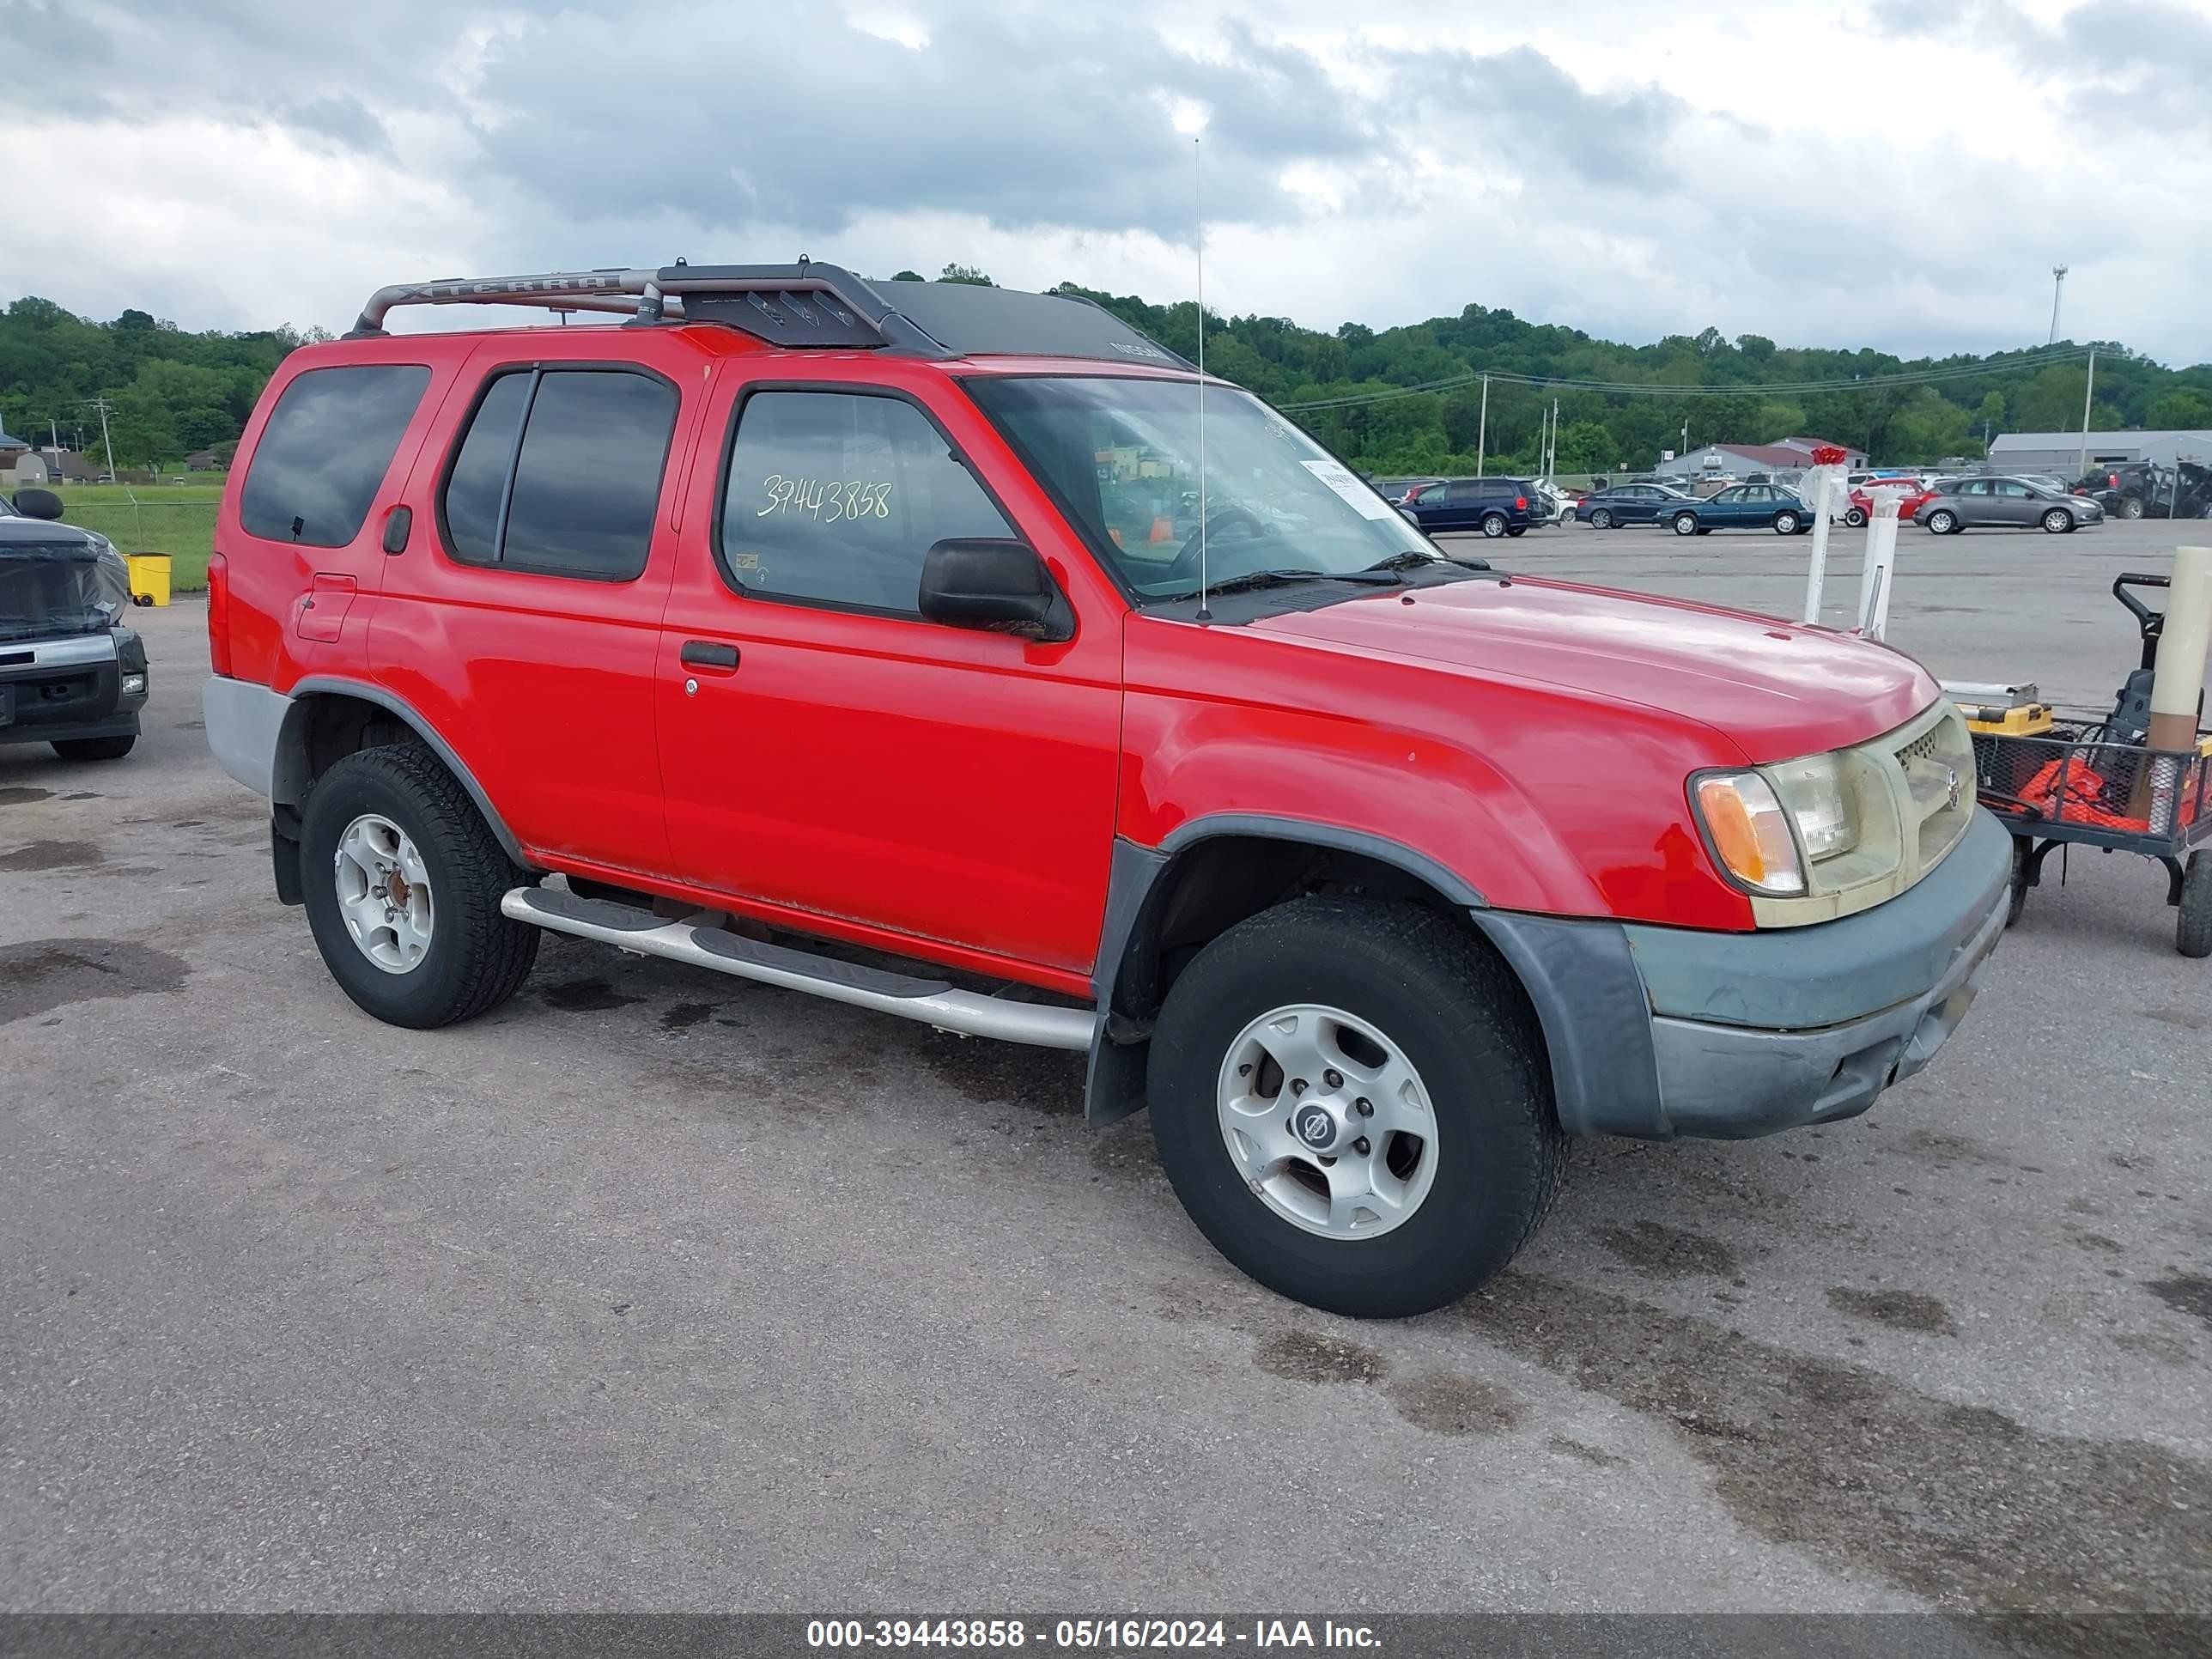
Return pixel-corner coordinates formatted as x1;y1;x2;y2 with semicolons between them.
1403;477;1536;538
1;487;149;761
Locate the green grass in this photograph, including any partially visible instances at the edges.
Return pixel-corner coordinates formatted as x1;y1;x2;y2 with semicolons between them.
38;483;222;591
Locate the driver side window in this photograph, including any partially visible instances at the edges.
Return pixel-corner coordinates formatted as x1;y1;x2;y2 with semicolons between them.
718;389;1012;616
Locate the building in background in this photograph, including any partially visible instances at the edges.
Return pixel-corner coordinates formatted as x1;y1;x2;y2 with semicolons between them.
1657;436;1869;481
1989;429;2212;477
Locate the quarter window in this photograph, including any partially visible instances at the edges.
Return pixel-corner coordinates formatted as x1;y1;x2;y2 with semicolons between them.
240;364;430;547
719;390;1014;615
440;368;678;580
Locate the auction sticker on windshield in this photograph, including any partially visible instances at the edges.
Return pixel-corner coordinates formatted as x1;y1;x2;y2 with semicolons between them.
1300;459;1397;520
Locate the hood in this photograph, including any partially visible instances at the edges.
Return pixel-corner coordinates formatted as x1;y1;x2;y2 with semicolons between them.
1254;575;1936;760
0;520;130;641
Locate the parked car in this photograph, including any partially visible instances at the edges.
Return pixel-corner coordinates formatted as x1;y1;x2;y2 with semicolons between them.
1368;477;1445;507
1914;476;2106;534
202;258;2012;1319
1;487;150;761
1843;478;1936;528
1575;481;1699;527
2077;461;2212;520
1403;476;1538;538
1659;483;1816;537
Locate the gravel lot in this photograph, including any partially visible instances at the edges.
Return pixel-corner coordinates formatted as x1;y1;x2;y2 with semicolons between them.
3;520;2208;1631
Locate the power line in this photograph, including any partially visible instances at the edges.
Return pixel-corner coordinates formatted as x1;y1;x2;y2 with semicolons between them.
1279;344;2099;413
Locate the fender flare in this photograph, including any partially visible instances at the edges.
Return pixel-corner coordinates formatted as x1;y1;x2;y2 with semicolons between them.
281;676;531;866
1080;815;1489;1127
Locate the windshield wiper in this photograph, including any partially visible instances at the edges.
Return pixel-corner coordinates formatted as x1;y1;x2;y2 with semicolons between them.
1364;549;1492;574
1187;566;1408;599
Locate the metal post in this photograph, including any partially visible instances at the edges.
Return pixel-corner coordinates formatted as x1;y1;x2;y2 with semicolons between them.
1474;374;1489;478
2077;348;2095;479
1802;471;1834;626
1857;491;1903;640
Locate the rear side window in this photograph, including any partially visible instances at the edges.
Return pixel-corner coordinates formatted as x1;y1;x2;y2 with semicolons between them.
239;364;429;546
717;390;1014;616
439;367;678;580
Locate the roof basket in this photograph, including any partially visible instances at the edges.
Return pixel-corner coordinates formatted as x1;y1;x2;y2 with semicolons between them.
345;258;1193;369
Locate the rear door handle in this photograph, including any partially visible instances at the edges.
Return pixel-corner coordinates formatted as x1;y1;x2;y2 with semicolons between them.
680;640;740;672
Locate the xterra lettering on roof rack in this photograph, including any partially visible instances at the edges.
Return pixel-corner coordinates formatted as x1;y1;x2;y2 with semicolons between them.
346;258;1193;369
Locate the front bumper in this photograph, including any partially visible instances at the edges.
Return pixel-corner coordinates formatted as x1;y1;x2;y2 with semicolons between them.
1472;808;2014;1139
0;629;146;747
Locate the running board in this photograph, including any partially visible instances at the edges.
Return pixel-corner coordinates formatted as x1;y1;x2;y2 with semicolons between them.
501;887;1097;1052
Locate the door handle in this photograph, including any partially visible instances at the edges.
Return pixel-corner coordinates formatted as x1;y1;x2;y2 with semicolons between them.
680;640;740;672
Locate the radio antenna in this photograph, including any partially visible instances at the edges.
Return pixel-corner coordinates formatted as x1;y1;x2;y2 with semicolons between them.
1194;134;1211;623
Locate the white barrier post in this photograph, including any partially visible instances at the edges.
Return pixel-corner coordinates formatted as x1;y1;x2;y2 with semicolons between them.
1801;471;1833;625
1856;491;1902;640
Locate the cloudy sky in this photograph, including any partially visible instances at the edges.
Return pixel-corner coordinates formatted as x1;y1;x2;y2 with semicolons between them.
5;0;2207;362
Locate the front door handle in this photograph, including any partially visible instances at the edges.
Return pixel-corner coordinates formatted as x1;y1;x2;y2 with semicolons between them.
680;640;740;672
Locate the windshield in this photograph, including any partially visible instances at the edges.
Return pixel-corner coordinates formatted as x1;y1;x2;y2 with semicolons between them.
0;541;131;641
964;376;1421;600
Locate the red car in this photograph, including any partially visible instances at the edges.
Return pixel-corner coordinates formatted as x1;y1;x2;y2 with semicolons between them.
202;261;2011;1317
1844;478;1936;527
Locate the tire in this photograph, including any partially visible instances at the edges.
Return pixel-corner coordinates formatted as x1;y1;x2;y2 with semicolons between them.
2121;496;2144;520
1774;511;1801;535
2042;507;2072;534
1927;509;1958;535
1146;896;1564;1319
1589;509;1613;530
51;734;136;762
1844;507;1868;529
2006;841;2031;929
1672;513;1698;537
1480;512;1508;538
1505;526;1526;538
299;743;539;1028
2179;852;2212;959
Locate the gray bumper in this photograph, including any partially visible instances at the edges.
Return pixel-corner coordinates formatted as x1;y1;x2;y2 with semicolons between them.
1474;809;2013;1139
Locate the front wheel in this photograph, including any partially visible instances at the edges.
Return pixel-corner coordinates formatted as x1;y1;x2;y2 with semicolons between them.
1927;508;1959;535
1146;896;1564;1318
51;734;136;762
1774;511;1802;534
1671;513;1698;537
1589;509;1613;530
2043;507;2074;534
1480;512;1508;538
300;744;540;1028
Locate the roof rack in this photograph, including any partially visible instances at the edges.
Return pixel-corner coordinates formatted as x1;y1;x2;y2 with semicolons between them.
345;258;1194;369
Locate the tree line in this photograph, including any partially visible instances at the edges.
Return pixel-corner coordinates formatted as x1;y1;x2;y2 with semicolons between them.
6;271;2209;476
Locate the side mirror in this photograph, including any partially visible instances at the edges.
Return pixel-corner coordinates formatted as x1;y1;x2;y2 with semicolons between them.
919;538;1070;641
13;488;64;521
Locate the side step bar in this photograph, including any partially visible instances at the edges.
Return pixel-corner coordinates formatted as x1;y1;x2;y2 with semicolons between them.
501;886;1098;1052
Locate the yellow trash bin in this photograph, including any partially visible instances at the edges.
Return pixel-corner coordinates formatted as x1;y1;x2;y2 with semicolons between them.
126;554;172;607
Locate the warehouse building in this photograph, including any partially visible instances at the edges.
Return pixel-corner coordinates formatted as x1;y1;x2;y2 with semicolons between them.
1989;428;2212;476
1656;436;1869;481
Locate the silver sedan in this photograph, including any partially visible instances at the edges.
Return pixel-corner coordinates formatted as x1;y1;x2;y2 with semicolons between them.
1914;476;2105;534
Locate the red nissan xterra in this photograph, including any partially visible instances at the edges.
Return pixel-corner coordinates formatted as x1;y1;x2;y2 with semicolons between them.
204;262;2010;1316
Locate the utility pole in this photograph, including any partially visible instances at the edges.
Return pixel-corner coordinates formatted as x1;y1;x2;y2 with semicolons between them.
1474;374;1489;478
2049;265;2068;344
2077;347;2096;479
82;396;118;483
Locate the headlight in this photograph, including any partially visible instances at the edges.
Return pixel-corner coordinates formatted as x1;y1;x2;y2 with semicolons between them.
1765;752;1856;861
121;673;147;695
1692;772;1807;896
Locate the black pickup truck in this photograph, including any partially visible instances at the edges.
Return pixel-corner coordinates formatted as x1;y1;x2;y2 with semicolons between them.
0;488;149;761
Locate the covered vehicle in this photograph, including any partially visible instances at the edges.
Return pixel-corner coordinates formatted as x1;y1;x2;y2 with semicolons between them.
0;489;149;760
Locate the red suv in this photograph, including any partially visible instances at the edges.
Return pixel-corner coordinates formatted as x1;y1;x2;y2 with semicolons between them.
202;262;2011;1317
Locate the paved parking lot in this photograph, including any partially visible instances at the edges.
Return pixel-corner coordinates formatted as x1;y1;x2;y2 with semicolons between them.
3;521;2208;1628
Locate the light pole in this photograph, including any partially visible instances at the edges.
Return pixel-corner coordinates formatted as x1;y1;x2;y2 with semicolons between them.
2048;264;2068;345
1474;374;1489;479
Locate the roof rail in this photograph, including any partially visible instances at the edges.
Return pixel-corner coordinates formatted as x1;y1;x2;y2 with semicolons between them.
346;258;950;355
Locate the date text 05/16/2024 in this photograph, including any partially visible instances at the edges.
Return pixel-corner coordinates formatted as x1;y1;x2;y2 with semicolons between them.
805;1620;1382;1650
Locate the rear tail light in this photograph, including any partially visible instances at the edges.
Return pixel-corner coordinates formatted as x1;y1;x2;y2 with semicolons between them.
1515;496;1528;510
206;551;232;678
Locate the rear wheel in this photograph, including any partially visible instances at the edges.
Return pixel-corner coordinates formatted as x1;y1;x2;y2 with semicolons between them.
1774;510;1802;534
300;744;539;1028
2121;496;2145;520
2179;852;2212;959
1672;513;1698;536
1147;896;1563;1318
1589;509;1613;530
51;734;136;762
1927;508;1959;535
1480;512;1508;538
1505;525;1526;538
1844;507;1868;528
